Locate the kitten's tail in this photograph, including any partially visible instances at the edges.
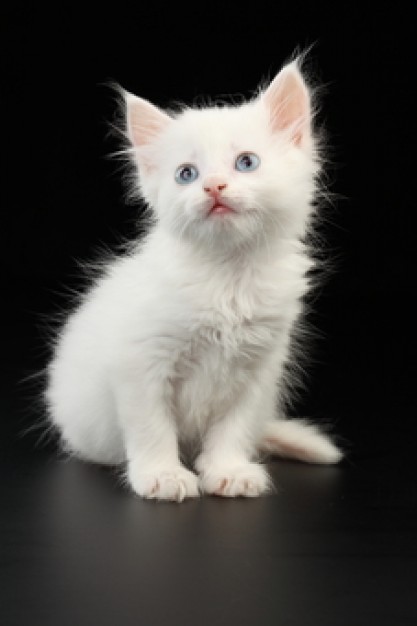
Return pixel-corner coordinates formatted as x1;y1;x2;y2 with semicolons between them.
258;419;343;464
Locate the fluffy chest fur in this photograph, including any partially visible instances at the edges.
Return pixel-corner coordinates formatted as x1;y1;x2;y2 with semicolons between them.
171;312;279;436
133;233;313;437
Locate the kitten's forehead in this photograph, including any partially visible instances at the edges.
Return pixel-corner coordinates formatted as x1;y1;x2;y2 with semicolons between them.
178;101;264;128
166;101;268;156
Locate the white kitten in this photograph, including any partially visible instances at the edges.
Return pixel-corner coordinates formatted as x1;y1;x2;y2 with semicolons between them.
45;58;342;502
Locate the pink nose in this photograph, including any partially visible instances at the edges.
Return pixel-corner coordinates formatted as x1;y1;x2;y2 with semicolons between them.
203;176;228;196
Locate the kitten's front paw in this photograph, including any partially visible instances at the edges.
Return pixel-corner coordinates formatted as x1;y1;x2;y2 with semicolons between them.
199;463;271;498
128;464;200;502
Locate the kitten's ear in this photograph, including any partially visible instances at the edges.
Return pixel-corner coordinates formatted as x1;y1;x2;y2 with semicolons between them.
125;92;172;147
263;61;311;146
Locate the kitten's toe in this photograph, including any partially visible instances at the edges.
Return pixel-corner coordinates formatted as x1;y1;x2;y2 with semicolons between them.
199;463;271;498
128;465;200;502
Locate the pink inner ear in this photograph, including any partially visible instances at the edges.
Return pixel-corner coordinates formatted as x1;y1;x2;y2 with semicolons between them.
126;95;171;147
264;65;310;146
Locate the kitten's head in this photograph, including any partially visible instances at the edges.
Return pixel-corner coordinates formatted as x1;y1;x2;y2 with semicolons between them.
124;60;320;251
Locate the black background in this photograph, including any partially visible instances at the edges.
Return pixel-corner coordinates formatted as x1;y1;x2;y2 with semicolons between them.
1;5;417;626
2;3;414;449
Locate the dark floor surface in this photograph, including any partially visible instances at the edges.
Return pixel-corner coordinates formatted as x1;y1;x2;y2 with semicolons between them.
2;409;417;626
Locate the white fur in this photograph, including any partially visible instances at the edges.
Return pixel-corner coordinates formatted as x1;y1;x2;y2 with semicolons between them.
45;59;342;501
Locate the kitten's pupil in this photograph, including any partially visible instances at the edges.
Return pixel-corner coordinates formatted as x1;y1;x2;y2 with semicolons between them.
242;155;252;168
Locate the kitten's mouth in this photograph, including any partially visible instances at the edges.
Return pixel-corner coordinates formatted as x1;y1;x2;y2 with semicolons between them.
208;201;236;216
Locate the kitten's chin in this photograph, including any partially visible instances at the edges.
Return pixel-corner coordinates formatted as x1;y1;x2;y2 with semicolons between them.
176;198;263;251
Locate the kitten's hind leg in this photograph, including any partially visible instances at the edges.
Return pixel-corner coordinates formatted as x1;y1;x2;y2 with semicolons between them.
259;419;343;464
46;371;126;466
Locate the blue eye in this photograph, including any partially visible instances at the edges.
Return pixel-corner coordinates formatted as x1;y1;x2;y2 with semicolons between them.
235;152;260;172
175;164;199;185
